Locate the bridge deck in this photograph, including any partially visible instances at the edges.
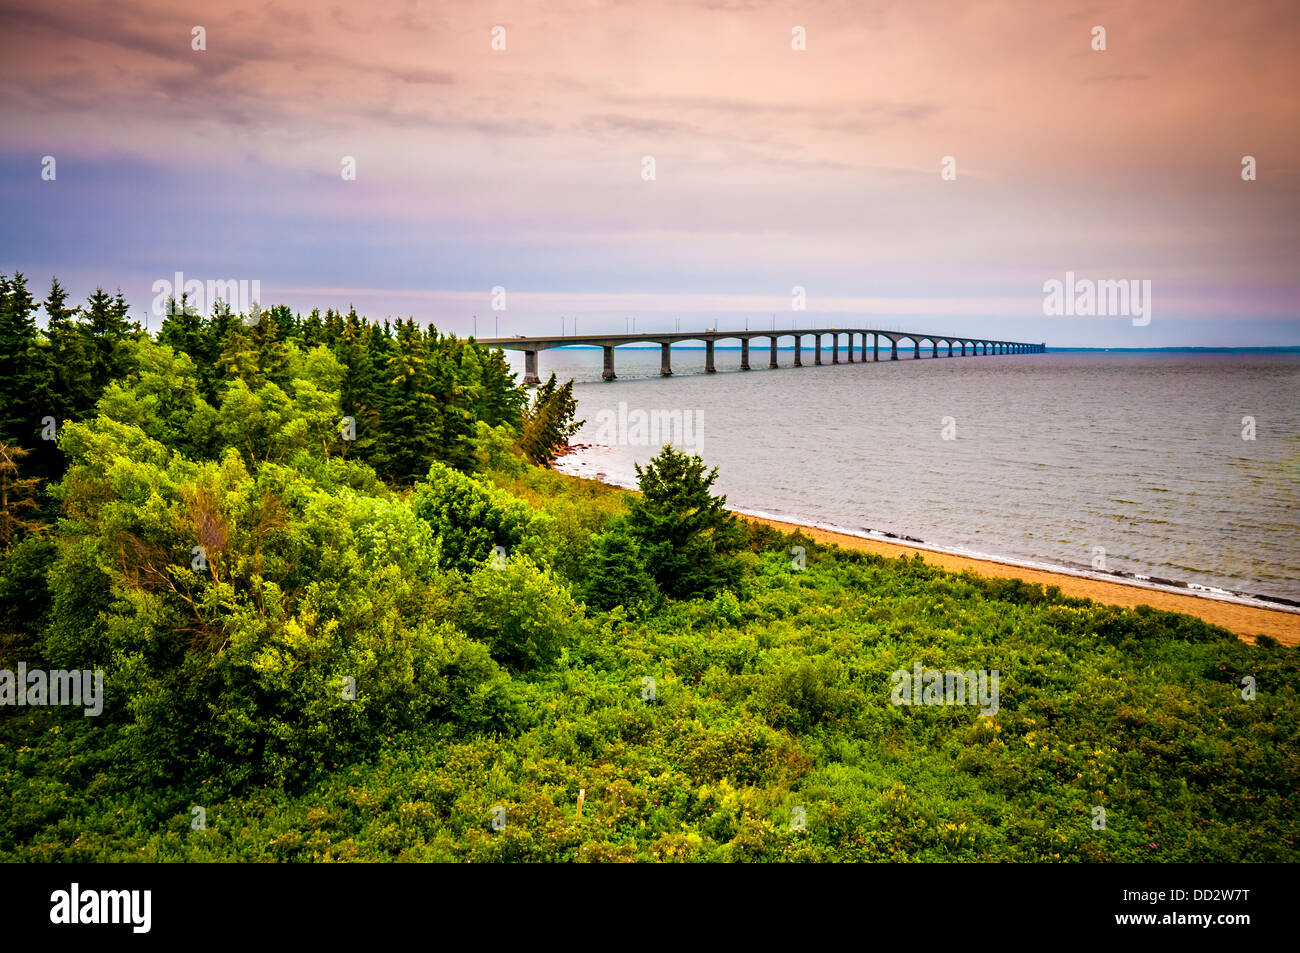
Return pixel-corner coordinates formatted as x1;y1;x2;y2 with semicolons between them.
473;328;1044;383
476;328;1040;350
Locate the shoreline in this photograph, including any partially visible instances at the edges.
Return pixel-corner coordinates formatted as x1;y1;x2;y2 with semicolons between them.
553;447;1300;646
737;513;1299;646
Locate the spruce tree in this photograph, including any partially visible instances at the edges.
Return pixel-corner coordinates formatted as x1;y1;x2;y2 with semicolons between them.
625;446;745;600
0;273;43;446
520;373;582;466
0;442;45;547
379;319;441;482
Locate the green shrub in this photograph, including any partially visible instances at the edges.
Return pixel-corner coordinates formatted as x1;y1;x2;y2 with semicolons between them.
412;461;536;573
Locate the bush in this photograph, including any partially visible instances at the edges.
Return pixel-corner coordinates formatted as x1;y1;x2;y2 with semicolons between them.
580;524;658;613
456;556;582;671
412;461;537;573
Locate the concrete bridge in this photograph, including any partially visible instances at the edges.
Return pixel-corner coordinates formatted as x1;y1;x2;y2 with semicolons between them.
476;328;1046;384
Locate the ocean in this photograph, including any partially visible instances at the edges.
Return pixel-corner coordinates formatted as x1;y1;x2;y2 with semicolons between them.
504;346;1300;608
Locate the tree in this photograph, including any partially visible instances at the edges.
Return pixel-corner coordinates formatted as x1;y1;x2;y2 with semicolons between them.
411;461;536;573
625;445;744;600
96;339;219;460
157;292;206;363
82;287;134;393
425;331;476;471
249;306;290;385
0;443;45;546
377;319;439;481
520;373;582;466
580;523;658;612
216;322;262;387
456;556;580;671
43;276;96;425
0;273;41;444
475;344;526;430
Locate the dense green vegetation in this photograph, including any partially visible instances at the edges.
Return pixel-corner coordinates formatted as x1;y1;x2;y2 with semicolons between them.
1;274;1296;862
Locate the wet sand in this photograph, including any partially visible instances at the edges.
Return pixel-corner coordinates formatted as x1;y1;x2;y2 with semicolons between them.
741;515;1300;646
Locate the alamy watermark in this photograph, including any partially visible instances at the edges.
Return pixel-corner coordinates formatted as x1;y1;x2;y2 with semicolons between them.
890;663;999;716
1042;272;1151;326
50;883;150;933
1;664;103;716
592;401;703;451
150;271;262;321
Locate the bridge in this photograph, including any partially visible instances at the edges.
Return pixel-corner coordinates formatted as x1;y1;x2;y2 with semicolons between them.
475;328;1045;384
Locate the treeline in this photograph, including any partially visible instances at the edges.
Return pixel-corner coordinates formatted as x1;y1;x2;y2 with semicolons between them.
0;272;580;489
0;270;744;797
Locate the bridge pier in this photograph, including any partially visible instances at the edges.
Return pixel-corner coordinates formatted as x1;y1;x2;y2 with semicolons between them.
489;329;1039;385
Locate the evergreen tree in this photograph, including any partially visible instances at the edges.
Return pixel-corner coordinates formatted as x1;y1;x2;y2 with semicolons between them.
478;344;526;429
199;300;240;400
83;286;133;393
378;319;441;482
300;308;325;349
581;523;658;612
333;308;380;462
249;306;289;385
0;442;45;547
428;331;475;470
520;373;582;466
216;322;262;387
42;277;95;427
0;273;41;444
625;445;744;600
157;292;206;362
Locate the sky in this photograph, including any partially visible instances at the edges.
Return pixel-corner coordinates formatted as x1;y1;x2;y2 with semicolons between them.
1;0;1298;346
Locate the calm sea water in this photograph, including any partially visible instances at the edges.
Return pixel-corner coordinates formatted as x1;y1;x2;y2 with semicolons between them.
507;347;1300;606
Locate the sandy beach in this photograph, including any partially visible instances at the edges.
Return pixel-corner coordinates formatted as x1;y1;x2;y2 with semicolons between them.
740;514;1300;646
